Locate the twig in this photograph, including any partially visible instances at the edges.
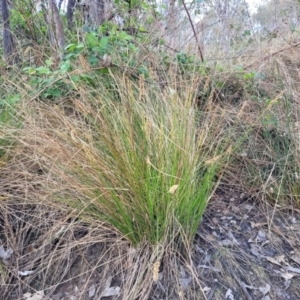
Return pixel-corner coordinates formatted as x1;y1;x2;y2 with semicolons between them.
182;0;204;62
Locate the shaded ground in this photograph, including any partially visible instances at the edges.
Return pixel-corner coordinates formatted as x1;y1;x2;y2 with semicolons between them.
1;185;300;300
192;190;300;300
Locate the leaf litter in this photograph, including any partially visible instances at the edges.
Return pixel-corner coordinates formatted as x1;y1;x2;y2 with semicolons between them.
1;187;300;299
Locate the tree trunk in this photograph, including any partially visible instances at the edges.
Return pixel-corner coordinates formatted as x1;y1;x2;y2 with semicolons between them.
1;0;17;64
45;0;65;59
89;0;105;26
67;0;76;30
58;0;64;10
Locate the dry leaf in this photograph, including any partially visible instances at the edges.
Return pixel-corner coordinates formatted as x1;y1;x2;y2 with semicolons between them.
259;283;271;295
222;209;230;216
179;266;192;290
24;291;44;300
205;234;216;242
203;286;211;293
250;244;265;258
243;204;253;210
290;253;300;265
266;255;285;266
212;218;219;225
218;239;235;247
180;277;192;290
24;46;32;56
23;293;32;298
284;266;300;274
18;270;35;276
280;272;294;280
168;88;176;96
168;185;179;194
227;230;240;245
89;284;96;298
102;54;112;67
100;286;120;298
225;288;234;300
239;152;247;158
100;276;120;298
231;206;240;213
0;246;13;260
256;230;267;242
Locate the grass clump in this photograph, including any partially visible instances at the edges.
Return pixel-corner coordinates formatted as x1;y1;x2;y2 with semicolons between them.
21;72;230;249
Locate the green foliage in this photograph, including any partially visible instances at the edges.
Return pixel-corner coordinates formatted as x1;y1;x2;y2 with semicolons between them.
21;25;148;100
0;94;21;158
23;63;73;100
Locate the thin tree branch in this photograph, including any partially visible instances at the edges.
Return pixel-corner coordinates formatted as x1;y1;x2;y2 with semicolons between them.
182;0;204;62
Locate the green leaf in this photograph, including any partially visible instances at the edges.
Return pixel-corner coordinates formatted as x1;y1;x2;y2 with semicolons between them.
43;88;62;98
9;94;21;104
60;60;71;72
243;72;255;80
45;58;53;67
86;32;98;47
242;30;251;36
98;68;109;74
138;66;149;78
99;36;109;49
76;43;85;50
118;31;133;40
23;67;36;74
0;94;21;106
64;53;77;60
138;26;146;32
88;55;98;66
71;75;80;82
131;0;139;8
65;43;77;51
36;66;51;74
